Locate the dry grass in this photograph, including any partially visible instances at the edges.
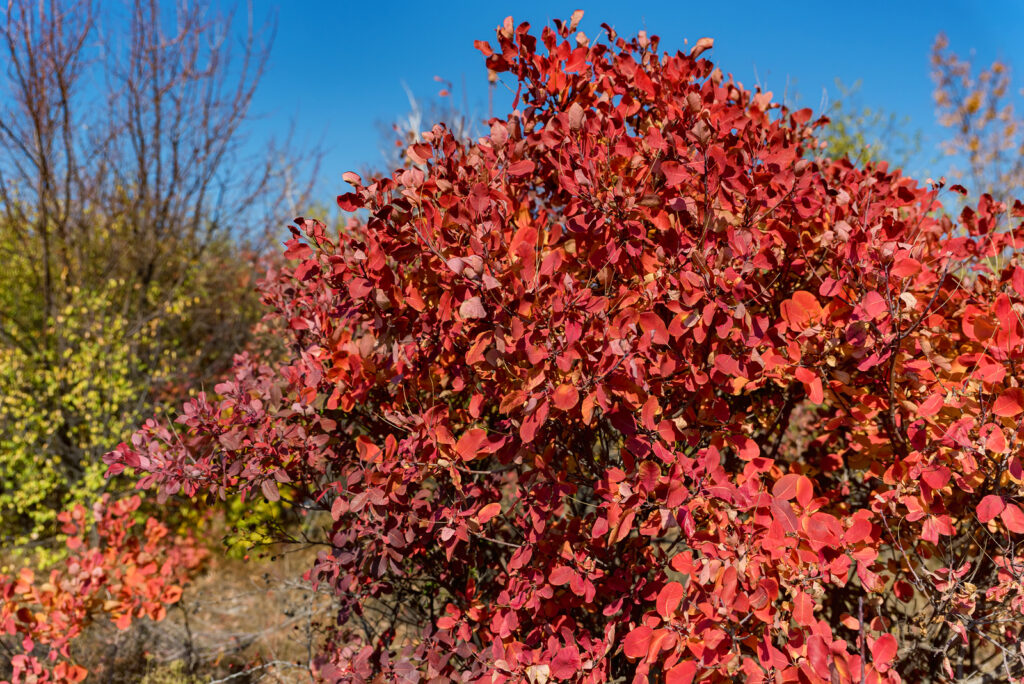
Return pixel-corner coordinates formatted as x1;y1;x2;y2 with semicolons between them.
71;543;338;683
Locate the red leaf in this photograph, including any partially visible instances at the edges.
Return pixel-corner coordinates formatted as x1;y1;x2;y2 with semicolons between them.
519;400;549;443
893;580;914;602
639;311;670;344
891;258;921;278
871;633;898;665
793;590;815;626
656;581;684;618
638;461;660;492
917;393;944;418
805;374;824;404
795;475;814;508
844;516;873;544
986;425;1007;452
623;625;653;659
819;277;842;298
549;566;575;586
508;159;536;176
861;291;888;320
455;429;486;461
661;161;688;187
407;143;433;164
772;474;800;501
567;102;585;130
331;496;346;521
666;661;697;684
792;108;813;125
921;466;950;490
455;429;504;461
337;192;360;211
646;628;677;660
261;479;280;502
1001;503;1024;533
613;508;635;542
993;388;1024;417
806;635;829;677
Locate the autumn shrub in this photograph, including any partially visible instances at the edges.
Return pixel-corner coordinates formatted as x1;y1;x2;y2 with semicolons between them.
0;495;206;683
107;14;1024;683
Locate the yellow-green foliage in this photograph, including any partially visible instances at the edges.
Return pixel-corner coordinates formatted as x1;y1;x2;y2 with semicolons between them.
140;660;201;684
0;199;265;562
223;495;286;557
0;286;180;554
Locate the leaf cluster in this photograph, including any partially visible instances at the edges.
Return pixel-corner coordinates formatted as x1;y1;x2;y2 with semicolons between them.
108;13;1024;684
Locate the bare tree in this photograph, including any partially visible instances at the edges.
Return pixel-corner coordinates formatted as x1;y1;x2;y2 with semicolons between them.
0;0;316;341
0;0;318;545
932;33;1024;204
0;0;95;335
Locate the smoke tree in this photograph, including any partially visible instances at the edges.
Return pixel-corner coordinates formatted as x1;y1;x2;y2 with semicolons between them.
106;14;1024;683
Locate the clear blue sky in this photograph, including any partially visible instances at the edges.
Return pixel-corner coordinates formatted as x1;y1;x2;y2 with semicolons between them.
238;1;1024;207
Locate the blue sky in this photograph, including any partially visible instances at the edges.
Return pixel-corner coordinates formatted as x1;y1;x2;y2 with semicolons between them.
239;1;1024;207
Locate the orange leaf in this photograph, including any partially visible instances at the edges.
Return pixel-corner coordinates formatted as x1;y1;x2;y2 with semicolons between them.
780;290;821;331
477;502;502;524
552;383;580;411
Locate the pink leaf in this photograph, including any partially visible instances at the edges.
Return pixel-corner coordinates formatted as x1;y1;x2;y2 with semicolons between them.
550;646;582;679
459;296;487;319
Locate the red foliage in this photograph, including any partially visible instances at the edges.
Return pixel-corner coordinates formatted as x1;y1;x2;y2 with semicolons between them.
107;14;1024;683
0;496;206;683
